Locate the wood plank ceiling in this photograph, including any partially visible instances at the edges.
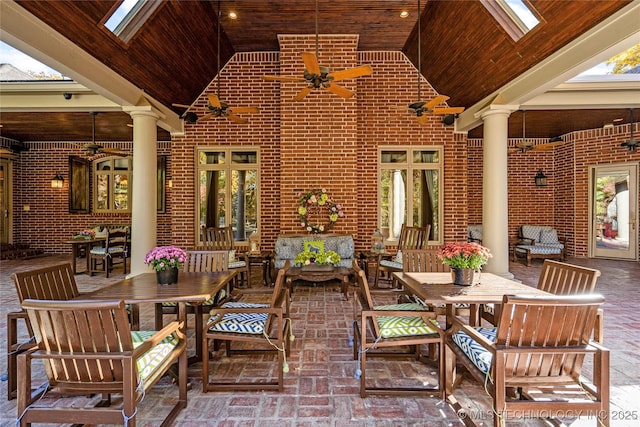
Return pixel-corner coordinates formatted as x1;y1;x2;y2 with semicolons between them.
0;0;634;142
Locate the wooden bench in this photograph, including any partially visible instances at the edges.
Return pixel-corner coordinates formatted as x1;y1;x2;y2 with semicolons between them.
512;224;566;266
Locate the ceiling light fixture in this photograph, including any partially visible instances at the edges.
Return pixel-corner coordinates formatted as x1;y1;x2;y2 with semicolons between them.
229;11;237;19
400;10;409;18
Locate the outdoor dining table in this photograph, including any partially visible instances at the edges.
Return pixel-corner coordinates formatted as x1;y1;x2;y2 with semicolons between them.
392;271;551;328
78;270;236;364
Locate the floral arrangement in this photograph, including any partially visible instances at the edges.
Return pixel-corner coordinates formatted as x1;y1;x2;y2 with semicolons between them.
294;249;341;266
298;189;345;234
436;242;492;270
74;229;96;239
144;245;187;271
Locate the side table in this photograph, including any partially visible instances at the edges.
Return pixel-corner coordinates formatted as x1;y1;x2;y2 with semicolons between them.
247;251;274;286
358;250;391;284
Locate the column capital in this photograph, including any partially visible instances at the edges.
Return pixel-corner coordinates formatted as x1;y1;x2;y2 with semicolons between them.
476;104;519;121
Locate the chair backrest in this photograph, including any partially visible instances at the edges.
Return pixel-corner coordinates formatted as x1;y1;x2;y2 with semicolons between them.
201;226;235;250
106;227;128;254
22;299;135;391
537;260;601;295
182;250;228;272
402;249;450;272
352;261;382;336
11;263;79;304
495;294;604;380
397;225;430;251
270;260;290;309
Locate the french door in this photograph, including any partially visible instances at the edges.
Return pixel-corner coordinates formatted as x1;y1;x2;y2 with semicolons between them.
0;159;11;244
589;163;637;260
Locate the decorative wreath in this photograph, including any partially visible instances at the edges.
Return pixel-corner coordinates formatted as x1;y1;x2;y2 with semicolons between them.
298;189;345;234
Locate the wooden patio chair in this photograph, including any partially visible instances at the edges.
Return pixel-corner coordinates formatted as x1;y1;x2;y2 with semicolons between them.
203;262;292;392
7;263;139;401
17;299;187;427
89;226;129;277
481;260;603;342
352;261;445;398
374;225;430;288
446;294;609;427
154;250;231;333
201;225;250;287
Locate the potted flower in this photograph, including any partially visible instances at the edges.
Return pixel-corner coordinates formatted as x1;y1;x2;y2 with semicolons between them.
74;229;96;240
436;242;492;286
144;245;187;285
294;248;341;271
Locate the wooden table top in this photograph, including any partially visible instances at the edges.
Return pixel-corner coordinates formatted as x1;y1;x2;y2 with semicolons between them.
80;271;237;304
393;272;550;305
63;237;106;245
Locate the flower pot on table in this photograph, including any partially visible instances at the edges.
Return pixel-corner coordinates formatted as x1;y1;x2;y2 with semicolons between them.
157;267;179;285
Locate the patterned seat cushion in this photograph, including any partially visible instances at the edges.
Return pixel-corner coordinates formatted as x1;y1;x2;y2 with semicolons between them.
515;244;563;255
374;302;428;311
89;247;125;255
376;315;439;338
450;327;497;375
131;330;180;381
207;301;270;334
483;303;495;316
379;259;403;269
228;260;247;269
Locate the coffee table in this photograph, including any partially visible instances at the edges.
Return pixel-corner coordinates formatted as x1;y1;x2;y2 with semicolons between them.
285;266;353;300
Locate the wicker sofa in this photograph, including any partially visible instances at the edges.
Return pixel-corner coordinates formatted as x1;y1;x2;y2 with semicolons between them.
512;224;566;266
274;234;355;269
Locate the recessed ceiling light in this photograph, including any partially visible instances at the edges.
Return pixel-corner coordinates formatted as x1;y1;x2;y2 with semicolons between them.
229;11;237;19
612;117;624;123
400;10;409;18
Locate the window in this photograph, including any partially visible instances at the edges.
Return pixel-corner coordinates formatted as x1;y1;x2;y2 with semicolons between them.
103;0;162;43
481;0;540;41
379;147;442;244
94;157;132;212
197;148;259;245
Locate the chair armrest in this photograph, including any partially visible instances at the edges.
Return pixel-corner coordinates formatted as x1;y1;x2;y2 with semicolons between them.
132;320;185;357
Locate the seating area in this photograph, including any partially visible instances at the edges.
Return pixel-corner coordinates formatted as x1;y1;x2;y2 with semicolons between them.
513;224;566;266
2;254;638;426
274;233;355;269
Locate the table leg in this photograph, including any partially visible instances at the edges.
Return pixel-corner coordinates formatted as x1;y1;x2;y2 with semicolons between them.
84;242;91;274
71;244;79;274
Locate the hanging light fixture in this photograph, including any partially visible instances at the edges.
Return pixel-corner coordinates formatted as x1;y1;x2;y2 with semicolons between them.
534;170;548;187
51;173;64;188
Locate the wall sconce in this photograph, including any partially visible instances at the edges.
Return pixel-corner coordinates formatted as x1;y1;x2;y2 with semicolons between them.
51;173;64;188
372;228;384;252
534;170;548;187
248;230;260;253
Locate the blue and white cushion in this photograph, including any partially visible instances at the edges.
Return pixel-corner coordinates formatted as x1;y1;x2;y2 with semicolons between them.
131;330;180;381
515;244;563;255
450;327;497;375
207;301;270;334
89;246;125;255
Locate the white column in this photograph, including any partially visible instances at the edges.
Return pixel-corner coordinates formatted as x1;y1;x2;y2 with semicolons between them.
127;109;159;276
480;106;517;278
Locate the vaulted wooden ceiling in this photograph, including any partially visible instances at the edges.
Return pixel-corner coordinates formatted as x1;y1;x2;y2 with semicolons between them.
0;0;637;142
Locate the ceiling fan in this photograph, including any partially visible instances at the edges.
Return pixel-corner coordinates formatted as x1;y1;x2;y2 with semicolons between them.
621;108;638;152
83;112;128;157
509;110;564;153
262;0;373;101
395;0;464;124
172;0;259;124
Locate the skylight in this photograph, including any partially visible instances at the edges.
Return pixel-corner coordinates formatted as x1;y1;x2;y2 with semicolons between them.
481;0;540;42
104;0;161;43
501;0;540;32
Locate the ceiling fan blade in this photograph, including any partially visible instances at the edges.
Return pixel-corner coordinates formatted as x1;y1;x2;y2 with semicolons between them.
416;114;430;125
230;106;260;114
198;113;214;121
293;87;313;101
424;95;450;110
301;52;321;75
208;94;222;109
226;114;248;124
263;75;306;82
328;65;373;82
324;83;354;99
432;106;465;115
172;103;193;109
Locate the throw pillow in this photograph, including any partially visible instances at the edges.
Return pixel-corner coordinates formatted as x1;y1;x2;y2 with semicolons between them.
228;249;236;263
304;240;325;254
393;250;403;264
539;229;559;244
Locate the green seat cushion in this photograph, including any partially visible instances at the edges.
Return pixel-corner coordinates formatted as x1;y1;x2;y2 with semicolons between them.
131;330;180;380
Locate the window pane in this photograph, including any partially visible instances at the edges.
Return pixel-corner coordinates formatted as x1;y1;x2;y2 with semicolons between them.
114;174;128;210
96;174;110;210
200;170;226;227
380;168;407;240
413;150;439;163
97;160;111;171
231;151;257;164
231;170;257;241
381;151;407;164
114;158;129;170
199;151;225;165
413;169;439;239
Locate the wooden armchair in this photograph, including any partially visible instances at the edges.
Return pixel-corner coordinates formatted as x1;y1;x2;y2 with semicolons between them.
481;260;603;342
201;225;250;287
203;262;292;392
17;299;187;427
155;250;231;333
374;225;430;288
89;226;129;277
352;261;444;398
446;294;609;426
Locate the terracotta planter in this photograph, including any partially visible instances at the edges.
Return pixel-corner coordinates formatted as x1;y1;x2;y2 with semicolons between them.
156;267;179;285
451;268;474;286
